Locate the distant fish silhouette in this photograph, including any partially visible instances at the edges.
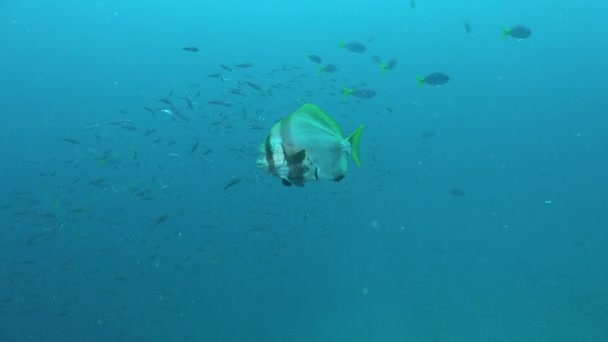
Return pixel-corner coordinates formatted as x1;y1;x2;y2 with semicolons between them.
235;62;253;68
464;20;472;34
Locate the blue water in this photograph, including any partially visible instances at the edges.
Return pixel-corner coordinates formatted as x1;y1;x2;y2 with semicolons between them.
1;0;607;341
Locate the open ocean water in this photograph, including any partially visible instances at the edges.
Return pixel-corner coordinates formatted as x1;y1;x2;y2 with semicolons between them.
1;0;607;341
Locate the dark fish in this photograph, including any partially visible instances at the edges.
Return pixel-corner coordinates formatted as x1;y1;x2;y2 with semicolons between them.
61;259;74;268
420;131;436;139
339;41;366;53
190;139;199;155
386;59;397;70
319;64;337;73
464;20;472;34
99;150;112;160
26;234;40;245
235;62;253;68
144;129;157;136
219;64;233;71
89;178;107;189
62;138;80;144
174;109;190;121
182;47;199;52
134;189;153;200
416;72;450;86
224;177;242;190
151;213;169;227
344;88;376;99
207;99;232;107
83;123;100;130
410;0;416;9
449;188;466;197
352;89;376;98
502;24;531;40
143;106;155;115
230;89;247;97
208;73;222;78
379;58;397;72
306;54;322;64
158;98;173;106
180;97;194;110
244;81;262;91
247;226;269;233
248;123;266;130
38;213;57;219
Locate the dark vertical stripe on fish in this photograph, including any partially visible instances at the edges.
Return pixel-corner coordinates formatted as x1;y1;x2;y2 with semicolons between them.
264;135;276;175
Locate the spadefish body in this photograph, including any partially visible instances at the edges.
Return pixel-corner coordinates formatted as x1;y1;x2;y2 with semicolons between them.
257;103;363;187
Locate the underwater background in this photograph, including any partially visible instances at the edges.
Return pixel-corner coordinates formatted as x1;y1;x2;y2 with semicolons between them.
1;0;607;341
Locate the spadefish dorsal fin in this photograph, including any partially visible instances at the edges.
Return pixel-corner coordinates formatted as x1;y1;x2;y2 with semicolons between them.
296;104;344;137
281;179;292;187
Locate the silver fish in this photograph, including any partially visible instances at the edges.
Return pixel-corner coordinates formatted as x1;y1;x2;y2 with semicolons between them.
257;103;363;187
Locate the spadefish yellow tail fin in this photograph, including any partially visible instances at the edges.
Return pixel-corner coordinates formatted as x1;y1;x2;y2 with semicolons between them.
346;125;364;167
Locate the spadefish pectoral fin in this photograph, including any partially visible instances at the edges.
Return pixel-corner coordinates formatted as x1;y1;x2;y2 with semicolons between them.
286;149;306;165
287;162;308;187
289;176;305;187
